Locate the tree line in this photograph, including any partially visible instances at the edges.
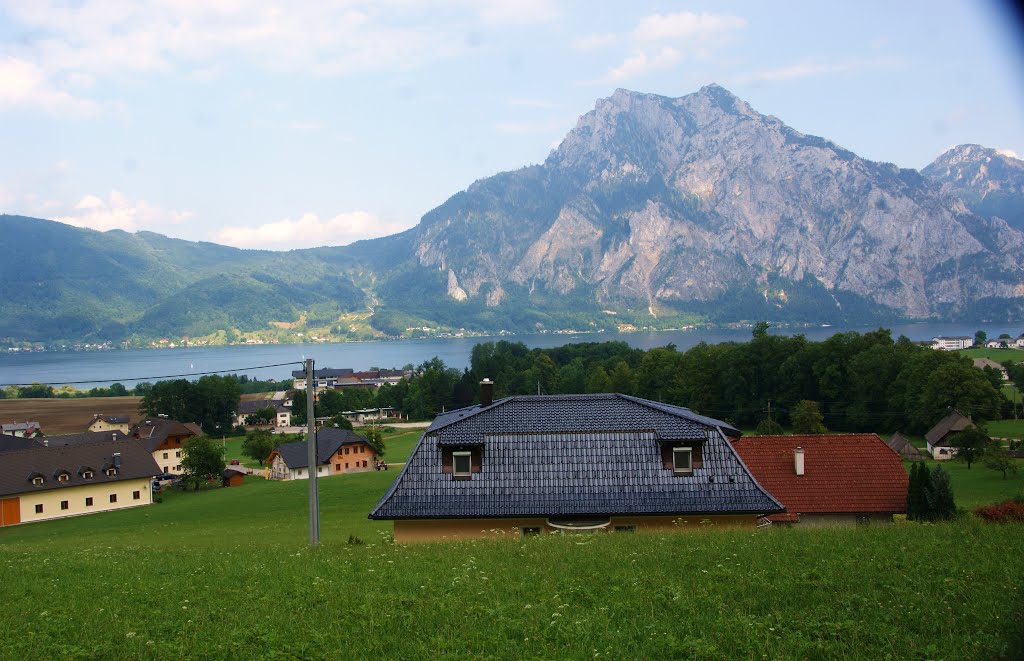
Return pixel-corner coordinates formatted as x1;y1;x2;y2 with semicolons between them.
354;324;1008;434
1;374;286;400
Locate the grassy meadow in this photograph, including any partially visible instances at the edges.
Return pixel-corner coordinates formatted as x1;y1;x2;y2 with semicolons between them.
961;346;1024;363
3;449;1024;658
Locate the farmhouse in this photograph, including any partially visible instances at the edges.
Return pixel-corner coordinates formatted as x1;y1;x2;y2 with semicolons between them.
369;389;783;543
130;417;202;475
292;367;410;391
86;414;132;434
925;408;974;460
972;358;1009;381
0;439;159;527
731;434;909;525
2;421;41;437
266;427;378;481
234;400;292;428
886;432;924;462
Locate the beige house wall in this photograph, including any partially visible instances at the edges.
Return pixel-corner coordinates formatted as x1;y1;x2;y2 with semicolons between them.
15;477;153;524
393;514;758;544
87;420;131;434
791;513;895;527
153;448;184;474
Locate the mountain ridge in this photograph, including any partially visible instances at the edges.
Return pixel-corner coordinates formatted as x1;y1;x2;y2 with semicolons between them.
3;85;1023;345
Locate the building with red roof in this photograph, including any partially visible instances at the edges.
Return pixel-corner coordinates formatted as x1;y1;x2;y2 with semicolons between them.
731;434;909;525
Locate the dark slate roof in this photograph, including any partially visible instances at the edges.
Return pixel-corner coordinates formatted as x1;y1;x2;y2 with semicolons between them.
271;427;369;469
924;409;974;446
291;367;354;379
0;433;42;453
42;431;129;447
89;415;130;425
130;418;202;452
426;393;740;446
370;394;780;520
0;439;161;498
237;400;287;414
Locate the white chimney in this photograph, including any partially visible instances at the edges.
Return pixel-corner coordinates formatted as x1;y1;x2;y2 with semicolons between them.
794;447;805;476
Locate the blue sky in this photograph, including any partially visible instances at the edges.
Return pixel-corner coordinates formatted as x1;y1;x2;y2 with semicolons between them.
1;0;1022;250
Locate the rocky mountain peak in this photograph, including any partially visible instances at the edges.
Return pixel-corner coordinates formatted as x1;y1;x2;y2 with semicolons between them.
923;143;1024;231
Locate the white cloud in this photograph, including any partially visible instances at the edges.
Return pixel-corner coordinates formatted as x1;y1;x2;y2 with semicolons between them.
737;56;909;83
600;47;682;83
572;33;619;51
0;56;98;116
55;191;193;232
478;0;561;25
632;11;746;43
997;148;1020;160
213;212;414;249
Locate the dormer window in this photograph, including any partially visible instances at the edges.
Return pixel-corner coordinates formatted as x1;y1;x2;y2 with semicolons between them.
57;473;70;483
32;475;44;486
81;470;94;480
672;447;693;475
453;451;472;478
106;467;117;477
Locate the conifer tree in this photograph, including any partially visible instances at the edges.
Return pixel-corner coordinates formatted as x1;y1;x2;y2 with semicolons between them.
925;465;956;520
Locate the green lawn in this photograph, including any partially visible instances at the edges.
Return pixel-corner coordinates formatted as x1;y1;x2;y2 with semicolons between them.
961;346;1024;363
985;418;1024;440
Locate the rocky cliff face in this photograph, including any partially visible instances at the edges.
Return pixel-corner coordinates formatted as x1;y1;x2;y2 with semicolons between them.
923;144;1024;232
399;85;1024;322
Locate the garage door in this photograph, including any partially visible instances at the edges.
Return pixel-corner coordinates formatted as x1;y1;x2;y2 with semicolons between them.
0;497;20;526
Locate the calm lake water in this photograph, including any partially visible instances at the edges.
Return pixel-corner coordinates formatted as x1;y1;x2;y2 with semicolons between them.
0;322;1018;389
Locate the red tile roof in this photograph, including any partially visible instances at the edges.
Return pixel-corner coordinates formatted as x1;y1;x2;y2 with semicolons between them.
731;434;908;522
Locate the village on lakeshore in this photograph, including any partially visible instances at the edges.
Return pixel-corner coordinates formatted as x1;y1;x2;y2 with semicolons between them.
1;327;1022;538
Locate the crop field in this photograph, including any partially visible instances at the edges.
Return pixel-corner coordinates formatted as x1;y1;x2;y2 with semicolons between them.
0;396;143;434
2;457;1024;658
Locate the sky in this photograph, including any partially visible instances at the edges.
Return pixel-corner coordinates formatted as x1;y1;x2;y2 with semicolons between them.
1;0;1023;251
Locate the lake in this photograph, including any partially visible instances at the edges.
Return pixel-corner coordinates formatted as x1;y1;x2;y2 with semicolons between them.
0;322;1018;389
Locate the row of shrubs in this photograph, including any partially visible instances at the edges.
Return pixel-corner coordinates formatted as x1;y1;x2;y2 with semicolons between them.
974;497;1024;523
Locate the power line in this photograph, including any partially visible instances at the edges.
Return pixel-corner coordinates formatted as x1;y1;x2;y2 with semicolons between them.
0;361;305;388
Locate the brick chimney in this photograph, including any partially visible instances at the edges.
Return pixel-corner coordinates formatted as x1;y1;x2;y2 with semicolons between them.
480;378;494;407
794;446;805;476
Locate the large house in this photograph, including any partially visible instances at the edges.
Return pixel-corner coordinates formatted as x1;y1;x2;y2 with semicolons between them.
972;358;1010;381
129;417;203;475
924;408;975;460
86;415;132;434
267;427;379;481
1;422;41;437
291;368;355;391
731;434;909;525
234;400;292;428
930;336;973;351
369;391;783;543
292;367;409;391
0;439;160;527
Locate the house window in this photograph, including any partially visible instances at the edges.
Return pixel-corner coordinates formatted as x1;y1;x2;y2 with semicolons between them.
672;448;693;474
35;504;43;514
57;473;69;483
335;463;341;471
521;527;541;537
85;497;93;507
60;501;69;510
614;525;637;533
175;451;181;458
163;452;169;459
106;468;117;476
362;460;367;468
82;470;94;479
32;476;44;486
163;466;169;473
345;462;349;469
109;494;117;503
344;447;349;455
133;491;141;500
453;451;472;478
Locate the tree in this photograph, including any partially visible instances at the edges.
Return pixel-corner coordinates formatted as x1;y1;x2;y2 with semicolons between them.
326;414;353;430
791;400;828;434
180;435;226;489
906;462;930;521
925;465;956;520
984;441;1019;480
19;382;54;398
949;427;990;469
974;330;987;346
245;406;277;426
755;417;784;435
241;430;277;466
363;427;385;457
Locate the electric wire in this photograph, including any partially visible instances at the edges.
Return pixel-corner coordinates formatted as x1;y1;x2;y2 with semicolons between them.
0;361;306;388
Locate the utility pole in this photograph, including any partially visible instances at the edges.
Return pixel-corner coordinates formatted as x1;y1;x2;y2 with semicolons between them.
305;358;320;546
